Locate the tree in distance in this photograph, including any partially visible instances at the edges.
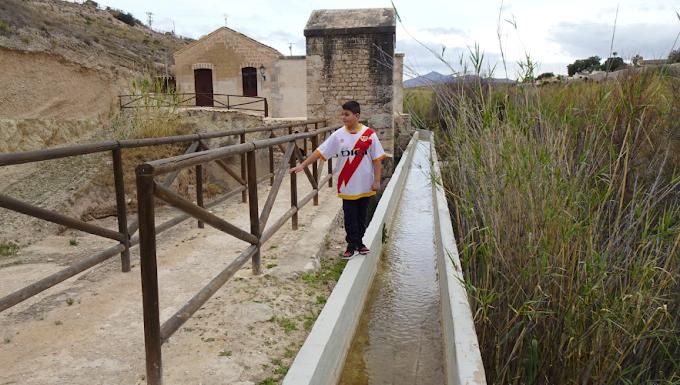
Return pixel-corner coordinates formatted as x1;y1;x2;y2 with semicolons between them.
668;49;680;63
599;56;625;72
567;56;601;76
537;72;555;80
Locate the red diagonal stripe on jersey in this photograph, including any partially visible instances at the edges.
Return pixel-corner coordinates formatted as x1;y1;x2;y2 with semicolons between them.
337;128;374;193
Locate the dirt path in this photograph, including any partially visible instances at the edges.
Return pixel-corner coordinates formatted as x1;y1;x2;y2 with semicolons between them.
0;167;346;385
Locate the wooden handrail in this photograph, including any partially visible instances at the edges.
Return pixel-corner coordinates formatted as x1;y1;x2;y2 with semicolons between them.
0;119;328;316
0;119;327;167
136;123;339;384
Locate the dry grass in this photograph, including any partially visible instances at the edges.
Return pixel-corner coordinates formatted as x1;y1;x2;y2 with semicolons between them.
430;67;680;383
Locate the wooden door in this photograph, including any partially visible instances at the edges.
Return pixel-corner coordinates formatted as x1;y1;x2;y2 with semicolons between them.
194;69;214;107
242;67;258;97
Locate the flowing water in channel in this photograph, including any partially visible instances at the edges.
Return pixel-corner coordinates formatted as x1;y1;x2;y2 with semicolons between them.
338;140;446;385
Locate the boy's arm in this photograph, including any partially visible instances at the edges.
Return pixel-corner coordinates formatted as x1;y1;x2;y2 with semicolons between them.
372;159;381;191
288;151;320;174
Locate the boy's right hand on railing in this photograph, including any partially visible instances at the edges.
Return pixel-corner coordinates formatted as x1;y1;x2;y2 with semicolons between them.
288;165;304;174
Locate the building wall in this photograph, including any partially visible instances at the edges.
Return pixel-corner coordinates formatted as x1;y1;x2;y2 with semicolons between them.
393;53;404;114
271;56;307;118
173;27;281;109
305;27;395;156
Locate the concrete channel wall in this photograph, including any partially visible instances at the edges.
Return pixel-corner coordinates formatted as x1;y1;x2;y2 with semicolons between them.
429;133;487;385
283;131;486;385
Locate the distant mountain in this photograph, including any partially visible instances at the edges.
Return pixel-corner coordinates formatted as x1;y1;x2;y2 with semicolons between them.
403;71;455;88
403;71;514;87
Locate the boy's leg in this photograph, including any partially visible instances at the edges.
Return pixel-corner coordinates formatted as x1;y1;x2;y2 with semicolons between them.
356;196;371;242
342;199;361;247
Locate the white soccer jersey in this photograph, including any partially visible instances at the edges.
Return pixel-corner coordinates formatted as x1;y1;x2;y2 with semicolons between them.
315;125;386;200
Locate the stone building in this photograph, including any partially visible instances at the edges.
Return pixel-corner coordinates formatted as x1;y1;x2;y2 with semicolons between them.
304;8;397;156
173;11;405;128
173;27;307;118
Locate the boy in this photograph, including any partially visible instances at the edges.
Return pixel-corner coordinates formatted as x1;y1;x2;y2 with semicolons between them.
288;101;386;260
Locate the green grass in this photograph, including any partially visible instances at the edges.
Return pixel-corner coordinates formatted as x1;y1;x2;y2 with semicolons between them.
272;316;297;334
0;243;19;257
431;58;680;384
274;365;289;375
218;350;232;357
301;258;347;285
256;379;277;385
0;260;23;269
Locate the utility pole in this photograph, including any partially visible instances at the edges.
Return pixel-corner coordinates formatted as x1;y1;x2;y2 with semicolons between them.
173;20;176;35
223;14;228;28
288;42;295;56
146;12;154;29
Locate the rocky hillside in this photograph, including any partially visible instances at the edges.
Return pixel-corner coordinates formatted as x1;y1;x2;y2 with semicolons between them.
0;0;194;122
0;0;191;72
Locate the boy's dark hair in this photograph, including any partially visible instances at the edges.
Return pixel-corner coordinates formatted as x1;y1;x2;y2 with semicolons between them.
342;101;360;115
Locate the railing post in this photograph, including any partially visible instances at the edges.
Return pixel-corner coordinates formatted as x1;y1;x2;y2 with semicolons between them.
289;142;298;231
136;170;163;385
327;131;333;188
240;133;247;203
269;142;274;187
247;150;261;275
303;125;308;155
196;164;204;229
112;147;131;272
264;98;268;118
311;134;319;206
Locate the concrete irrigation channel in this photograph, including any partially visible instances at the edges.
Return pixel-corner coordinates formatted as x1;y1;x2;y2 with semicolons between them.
283;131;487;385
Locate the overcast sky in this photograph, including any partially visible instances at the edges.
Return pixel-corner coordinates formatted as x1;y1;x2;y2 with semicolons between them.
89;0;680;79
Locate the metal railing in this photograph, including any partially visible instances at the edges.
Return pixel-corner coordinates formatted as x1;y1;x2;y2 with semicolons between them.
135;123;338;384
118;93;269;117
0;119;327;313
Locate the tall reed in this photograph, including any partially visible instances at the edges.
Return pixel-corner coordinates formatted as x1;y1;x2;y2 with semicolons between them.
433;67;680;383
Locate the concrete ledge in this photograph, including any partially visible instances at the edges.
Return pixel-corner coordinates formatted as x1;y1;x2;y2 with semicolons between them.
283;131;421;385
430;134;487;385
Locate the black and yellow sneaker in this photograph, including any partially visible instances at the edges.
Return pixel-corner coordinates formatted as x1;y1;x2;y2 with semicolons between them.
342;244;358;260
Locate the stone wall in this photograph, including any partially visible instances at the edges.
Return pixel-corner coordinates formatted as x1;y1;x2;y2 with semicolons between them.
304;9;396;156
271;56;307;118
393;53;404;114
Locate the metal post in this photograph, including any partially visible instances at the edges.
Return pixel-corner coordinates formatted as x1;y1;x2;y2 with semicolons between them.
196;165;204;229
264;98;268;118
311;134;319;206
290;145;298;230
136;171;163;385
247;150;261;275
240;133;247;203
112;148;131;272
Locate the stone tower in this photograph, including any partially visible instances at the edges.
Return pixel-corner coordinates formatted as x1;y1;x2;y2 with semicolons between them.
304;8;396;156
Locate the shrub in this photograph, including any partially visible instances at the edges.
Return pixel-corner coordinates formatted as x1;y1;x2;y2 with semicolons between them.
115;12;135;26
142;37;150;44
152;39;160;44
0;20;8;31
